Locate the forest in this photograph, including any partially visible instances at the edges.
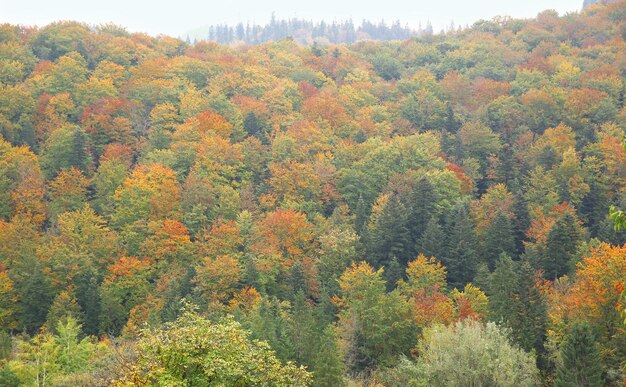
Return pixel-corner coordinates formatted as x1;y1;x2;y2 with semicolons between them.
0;1;625;386
194;16;430;45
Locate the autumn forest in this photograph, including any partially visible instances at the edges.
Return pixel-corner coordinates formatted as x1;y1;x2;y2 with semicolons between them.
0;1;625;386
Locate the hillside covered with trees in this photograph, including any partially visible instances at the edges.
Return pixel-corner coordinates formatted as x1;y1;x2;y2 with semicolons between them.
0;1;625;385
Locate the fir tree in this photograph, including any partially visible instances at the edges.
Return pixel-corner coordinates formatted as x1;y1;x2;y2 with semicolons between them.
482;211;516;269
75;270;101;336
289;291;318;369
383;256;403;291
354;193;369;236
417;217;445;259
367;194;411;267
408;177;437;250
515;260;548;367
473;262;491;292
543;212;580;280
555;323;602;387
443;202;478;289
16;262;54;334
512;193;530;255
313;325;345;387
488;254;518;325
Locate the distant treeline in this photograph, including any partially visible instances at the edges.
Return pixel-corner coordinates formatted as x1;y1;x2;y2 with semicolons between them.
193;16;435;44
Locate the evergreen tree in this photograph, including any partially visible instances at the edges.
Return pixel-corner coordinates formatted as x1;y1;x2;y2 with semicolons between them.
443;202;478;289
288;261;307;297
367;194;411;267
543;213;581;280
313;325;345;387
383;256;403;291
482;211;516;269
15;262;54;334
487;254;518;325
493;144;517;185
512;193;530;255
243;112;267;144
473;262;491;293
407;177;437;248
515;260;548;367
417;217;445;260
244;297;294;362
354;194;369;235
75;270;101;336
289;291;318;369
555;323;602;387
40;124;92;178
444;102;461;133
46;290;83;335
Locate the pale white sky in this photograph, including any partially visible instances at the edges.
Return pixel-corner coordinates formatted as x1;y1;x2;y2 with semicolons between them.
1;0;583;38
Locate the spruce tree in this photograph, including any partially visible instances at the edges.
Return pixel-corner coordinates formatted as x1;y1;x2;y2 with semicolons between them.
289;291;318;369
367;194;410;267
407;177;437;248
443;202;478;289
543;212;580;280
314;325;345;387
512;193;530;255
487;254;519;325
473;262;491;292
354;193;369;236
16;262;54;333
75;269;101;336
417;217;445;259
555;323;602;387
515;260;548;366
383;256;403;291
482;211;516;269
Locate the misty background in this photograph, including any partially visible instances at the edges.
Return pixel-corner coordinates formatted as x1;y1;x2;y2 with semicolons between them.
2;0;583;38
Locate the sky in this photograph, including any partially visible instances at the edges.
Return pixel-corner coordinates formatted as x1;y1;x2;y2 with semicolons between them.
2;0;584;38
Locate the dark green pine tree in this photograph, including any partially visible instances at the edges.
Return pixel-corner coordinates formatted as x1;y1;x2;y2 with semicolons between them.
243;254;261;290
512;193;530;255
543;212;581;280
313;325;345;387
70;125;91;174
407;177;437;250
443;202;478;289
367;194;411;267
555;323;603;387
439;129;455;157
383;256;403;291
444;102;461;133
0;331;10;360
243;111;267;144
289;291;319;369
244;297;294;362
417;217;446;259
473;262;491;292
493;143;517;186
514;259;548;367
354;193;369;236
15;262;54;334
482;211;517;270
580;172;610;238
487;253;519;325
288;260;307;297
75;269;101;336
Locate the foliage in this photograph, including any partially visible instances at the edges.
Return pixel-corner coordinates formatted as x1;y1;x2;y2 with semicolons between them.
115;305;312;386
419;320;540;386
0;5;625;384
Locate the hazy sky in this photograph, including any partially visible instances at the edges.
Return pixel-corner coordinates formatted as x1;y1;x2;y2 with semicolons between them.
2;0;583;38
